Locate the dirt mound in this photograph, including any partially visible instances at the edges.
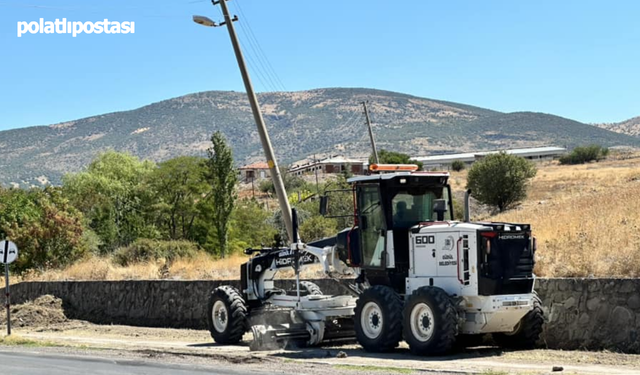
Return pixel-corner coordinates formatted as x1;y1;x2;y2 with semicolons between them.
1;295;68;328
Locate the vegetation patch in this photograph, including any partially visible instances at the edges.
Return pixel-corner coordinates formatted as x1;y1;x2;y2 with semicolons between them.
466;152;537;212
113;239;200;266
559;145;609;165
0;335;59;347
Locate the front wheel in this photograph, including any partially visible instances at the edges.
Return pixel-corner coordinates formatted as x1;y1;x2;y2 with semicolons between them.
354;285;403;352
207;285;248;344
403;287;458;356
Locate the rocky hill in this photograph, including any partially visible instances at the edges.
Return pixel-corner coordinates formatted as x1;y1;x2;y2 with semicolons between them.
1;87;639;187
595;116;640;137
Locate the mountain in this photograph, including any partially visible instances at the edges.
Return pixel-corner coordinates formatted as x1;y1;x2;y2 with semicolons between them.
1;87;639;187
595;116;640;137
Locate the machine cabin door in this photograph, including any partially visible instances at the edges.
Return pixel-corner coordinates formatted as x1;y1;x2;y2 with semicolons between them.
357;184;386;269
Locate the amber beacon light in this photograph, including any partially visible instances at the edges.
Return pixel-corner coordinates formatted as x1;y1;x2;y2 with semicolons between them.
369;164;419;172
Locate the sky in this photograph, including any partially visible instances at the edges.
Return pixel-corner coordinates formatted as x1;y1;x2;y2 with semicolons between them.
0;0;639;131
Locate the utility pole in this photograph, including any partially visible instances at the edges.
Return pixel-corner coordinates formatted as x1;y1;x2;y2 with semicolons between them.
362;101;379;164
313;154;319;194
213;0;294;242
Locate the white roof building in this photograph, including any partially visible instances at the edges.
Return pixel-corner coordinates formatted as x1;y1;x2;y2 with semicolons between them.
414;146;567;168
289;155;367;175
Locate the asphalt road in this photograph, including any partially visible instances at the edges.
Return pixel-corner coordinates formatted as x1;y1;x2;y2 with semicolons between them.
0;351;268;375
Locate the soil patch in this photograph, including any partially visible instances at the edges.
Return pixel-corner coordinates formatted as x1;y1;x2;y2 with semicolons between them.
1;295;68;328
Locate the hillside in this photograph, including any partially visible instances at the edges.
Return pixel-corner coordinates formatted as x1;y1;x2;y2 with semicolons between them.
596;116;640;137
1;87;639;187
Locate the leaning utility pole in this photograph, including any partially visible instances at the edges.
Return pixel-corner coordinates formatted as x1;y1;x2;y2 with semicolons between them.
215;0;294;242
362;101;379;164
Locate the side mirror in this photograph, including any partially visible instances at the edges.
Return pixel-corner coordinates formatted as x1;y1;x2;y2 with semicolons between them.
292;208;299;243
433;199;448;221
319;195;329;216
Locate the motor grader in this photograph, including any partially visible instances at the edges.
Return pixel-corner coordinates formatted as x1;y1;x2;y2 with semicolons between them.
207;164;543;355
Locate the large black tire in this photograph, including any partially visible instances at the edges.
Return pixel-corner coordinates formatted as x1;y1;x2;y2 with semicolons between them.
354;285;403;352
403;287;458;356
492;293;544;349
300;281;322;296
455;334;485;349
207;285;248;345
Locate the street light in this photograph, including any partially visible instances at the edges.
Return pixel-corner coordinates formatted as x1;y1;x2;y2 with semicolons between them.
190;3;295;242
193;15;217;27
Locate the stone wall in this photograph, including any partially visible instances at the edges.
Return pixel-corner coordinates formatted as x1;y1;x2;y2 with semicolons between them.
2;278;639;353
535;278;640;353
2;279;345;329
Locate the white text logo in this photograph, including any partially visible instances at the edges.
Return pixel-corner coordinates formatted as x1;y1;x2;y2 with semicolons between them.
18;18;135;37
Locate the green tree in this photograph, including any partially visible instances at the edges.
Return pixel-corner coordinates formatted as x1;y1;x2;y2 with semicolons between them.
147;156;210;241
258;167;306;194
0;187;89;273
226;199;277;253
62;151;156;253
451;160;466;172
299;215;338;242
466;152;537;212
370;149;424;170
205;132;237;257
559;145;609;165
270;207;311;242
322;174;355;230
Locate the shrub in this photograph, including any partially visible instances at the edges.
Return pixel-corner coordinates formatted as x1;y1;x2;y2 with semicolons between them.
258;167;306;194
113;239;200;266
451;160;466;172
0;187;89;274
559;145;609;165
299;216;338;242
466;152;537;212
452;198;465;221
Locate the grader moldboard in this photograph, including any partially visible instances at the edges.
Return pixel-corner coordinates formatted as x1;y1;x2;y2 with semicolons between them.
207;165;544;355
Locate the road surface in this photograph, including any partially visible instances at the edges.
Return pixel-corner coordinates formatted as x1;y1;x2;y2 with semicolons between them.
0;351;267;375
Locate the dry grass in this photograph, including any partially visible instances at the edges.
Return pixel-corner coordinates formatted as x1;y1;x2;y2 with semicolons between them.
9;249;331;283
493;156;640;277
15;253;250;282
11;154;640;281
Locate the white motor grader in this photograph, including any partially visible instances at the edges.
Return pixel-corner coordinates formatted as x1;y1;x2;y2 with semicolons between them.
207;165;543;355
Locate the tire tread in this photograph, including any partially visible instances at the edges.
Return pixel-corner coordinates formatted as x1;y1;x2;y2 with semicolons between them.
403;286;458;355
354;285;403;352
207;285;248;344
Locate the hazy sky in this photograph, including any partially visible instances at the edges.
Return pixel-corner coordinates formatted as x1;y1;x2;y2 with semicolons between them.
1;0;639;131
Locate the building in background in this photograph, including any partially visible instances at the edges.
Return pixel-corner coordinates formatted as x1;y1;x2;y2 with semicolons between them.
414;146;567;170
289;155;366;176
239;162;271;182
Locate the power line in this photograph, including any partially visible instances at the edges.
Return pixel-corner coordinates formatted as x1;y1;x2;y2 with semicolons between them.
339;108;363;131
239;43;271;93
211;1;277;93
236;25;280;93
234;0;287;92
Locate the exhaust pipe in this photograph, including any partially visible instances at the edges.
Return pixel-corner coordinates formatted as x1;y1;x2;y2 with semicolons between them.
464;189;471;223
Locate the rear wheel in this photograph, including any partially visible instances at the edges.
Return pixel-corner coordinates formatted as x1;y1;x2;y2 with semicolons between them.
207;285;248;344
403;287;458;356
354;285;403;352
492;294;544;349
